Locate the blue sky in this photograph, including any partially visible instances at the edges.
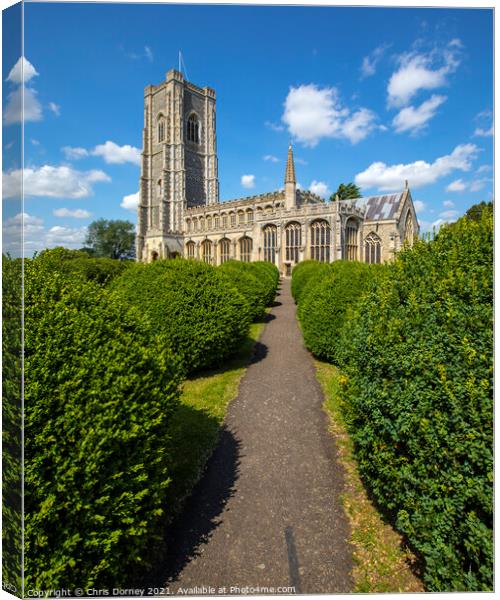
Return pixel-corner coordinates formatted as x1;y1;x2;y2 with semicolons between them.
2;1;494;254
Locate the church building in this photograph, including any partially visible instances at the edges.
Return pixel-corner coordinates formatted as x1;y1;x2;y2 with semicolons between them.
137;69;420;274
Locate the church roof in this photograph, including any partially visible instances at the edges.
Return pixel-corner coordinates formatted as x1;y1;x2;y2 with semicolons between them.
347;192;406;221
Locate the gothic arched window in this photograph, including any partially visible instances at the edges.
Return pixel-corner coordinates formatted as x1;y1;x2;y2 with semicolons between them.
201;240;213;264
404;211;415;246
186;219;192;233
157;116;165;142
221;213;228;228
310;220;330;262
365;232;381;264
186;241;196;259
263;224;277;263
345;218;359;261
187;113;200;144
207;215;212;230
230;212;236;227
219;238;230;264
238;210;245;225
246;209;254;224
285;222;301;263
240;236;252;262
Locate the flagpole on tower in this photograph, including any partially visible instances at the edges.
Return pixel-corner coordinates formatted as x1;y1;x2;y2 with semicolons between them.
178;51;189;81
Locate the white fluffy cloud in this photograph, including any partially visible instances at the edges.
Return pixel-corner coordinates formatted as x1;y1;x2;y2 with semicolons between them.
392;94;447;134
355;143;479;191
469;179;489;192
3;86;43;125
2;213;43;256
241;174;255;189
3;165;111;199
446;177;490;194
360;44;389;79
2;212;87;256
53;208;92;218
263;155;279;163
443;177;491;193
6;57;38;84
439;209;459;220
387;42;461;108
91;141;141;165
473;110;493;137
443;200;455;208
309;180;330;198
446;178;466;192
4;57;44;125
46;225;87;246
121;191;140;211
473;126;493;137
282;84;377;147
62;146;89;160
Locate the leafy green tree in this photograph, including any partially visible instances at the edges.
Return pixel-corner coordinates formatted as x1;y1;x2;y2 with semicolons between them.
329;182;362;201
85;219;135;259
465;201;492;222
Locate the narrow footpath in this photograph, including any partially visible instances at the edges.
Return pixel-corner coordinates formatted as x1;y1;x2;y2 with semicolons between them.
162;279;353;594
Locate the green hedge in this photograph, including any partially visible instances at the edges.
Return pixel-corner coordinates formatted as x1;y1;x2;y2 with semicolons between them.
24;258;182;589
340;209;493;591
291;260;331;304
112;259;252;374
2;255;22;593
35;247;131;285
218;261;267;321
298;261;384;364
247;261;280;305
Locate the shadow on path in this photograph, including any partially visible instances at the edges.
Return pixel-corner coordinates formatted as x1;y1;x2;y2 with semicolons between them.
146;426;241;588
147;279;353;594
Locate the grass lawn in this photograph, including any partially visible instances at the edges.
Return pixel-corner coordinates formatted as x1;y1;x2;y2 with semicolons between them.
164;320;266;517
315;359;424;593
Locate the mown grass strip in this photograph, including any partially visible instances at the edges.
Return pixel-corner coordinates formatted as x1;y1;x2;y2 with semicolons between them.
315;359;424;593
165;320;266;516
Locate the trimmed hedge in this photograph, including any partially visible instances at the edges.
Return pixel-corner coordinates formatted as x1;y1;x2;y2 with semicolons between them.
340;209;493;591
247;261;280;305
291;260;331;304
24;257;182;589
2;255;22;592
298;261;384;364
112;259;252;374
36;247;131;285
218;261;267;321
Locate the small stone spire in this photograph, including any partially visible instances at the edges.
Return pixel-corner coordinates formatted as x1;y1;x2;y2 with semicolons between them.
285;144;296;184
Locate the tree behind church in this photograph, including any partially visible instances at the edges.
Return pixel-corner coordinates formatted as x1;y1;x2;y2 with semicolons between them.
84;219;135;260
330;182;362;201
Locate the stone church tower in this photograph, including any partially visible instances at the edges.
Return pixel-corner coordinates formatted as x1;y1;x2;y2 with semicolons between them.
137;68;219;261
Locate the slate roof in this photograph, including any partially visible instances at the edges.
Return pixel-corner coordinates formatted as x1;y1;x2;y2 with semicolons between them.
348;192;405;221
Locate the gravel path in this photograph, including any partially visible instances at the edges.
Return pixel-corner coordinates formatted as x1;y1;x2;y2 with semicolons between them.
161;279;353;594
